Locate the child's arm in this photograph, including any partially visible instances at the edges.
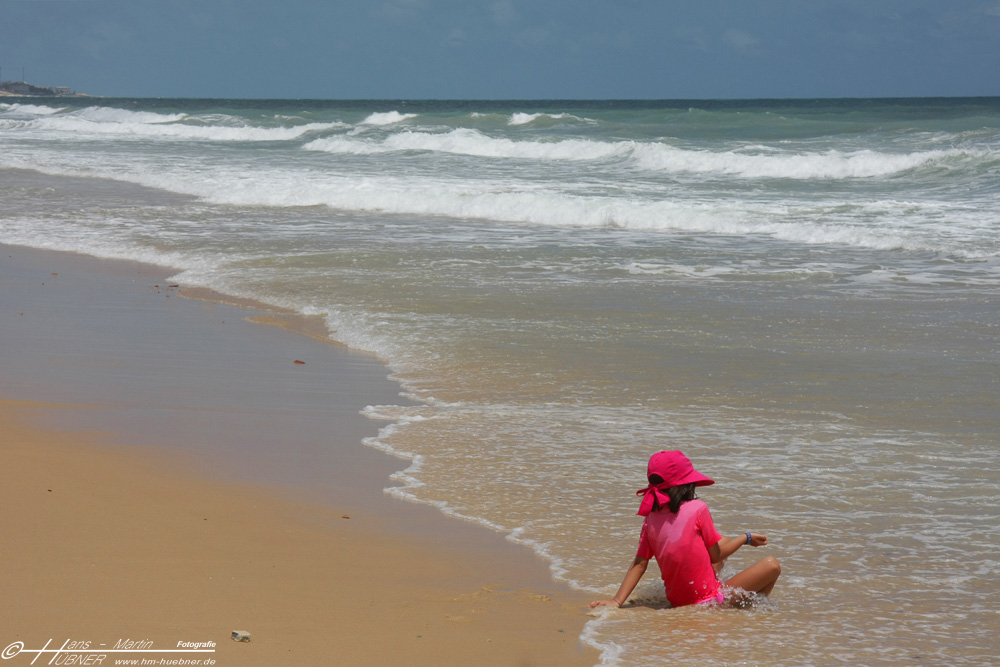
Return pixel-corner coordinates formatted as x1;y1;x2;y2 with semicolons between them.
589;556;649;608
710;532;768;564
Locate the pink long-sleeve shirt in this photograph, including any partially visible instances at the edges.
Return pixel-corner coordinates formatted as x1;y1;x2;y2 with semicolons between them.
636;499;723;607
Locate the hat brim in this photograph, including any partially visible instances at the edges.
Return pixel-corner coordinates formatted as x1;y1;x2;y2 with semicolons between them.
681;470;714;487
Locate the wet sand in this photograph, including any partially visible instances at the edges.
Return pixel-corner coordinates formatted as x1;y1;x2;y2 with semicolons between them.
0;245;597;666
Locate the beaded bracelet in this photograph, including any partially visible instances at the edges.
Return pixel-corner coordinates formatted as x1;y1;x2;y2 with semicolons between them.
745;532;752;545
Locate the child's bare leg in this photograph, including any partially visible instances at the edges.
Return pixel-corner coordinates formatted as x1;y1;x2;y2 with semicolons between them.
724;556;781;599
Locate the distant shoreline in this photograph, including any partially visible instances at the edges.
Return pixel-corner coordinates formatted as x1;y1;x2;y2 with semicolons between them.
0;91;91;97
0;80;87;97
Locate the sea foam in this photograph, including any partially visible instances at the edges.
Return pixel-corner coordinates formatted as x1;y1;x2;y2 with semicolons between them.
304;128;629;161
508;112;591;125
359;111;418;125
26;114;344;142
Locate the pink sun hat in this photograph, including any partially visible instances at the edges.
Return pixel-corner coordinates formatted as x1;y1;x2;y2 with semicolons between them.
646;450;714;488
636;451;714;516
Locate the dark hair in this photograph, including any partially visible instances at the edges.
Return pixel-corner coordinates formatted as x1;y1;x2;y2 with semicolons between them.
648;475;697;514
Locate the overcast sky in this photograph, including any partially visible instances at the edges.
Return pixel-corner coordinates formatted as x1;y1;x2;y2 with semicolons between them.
2;0;998;99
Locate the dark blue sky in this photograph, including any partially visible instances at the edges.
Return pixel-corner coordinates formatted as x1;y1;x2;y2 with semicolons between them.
2;0;998;99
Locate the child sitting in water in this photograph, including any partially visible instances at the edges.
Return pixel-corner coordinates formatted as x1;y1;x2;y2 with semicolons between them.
590;451;780;609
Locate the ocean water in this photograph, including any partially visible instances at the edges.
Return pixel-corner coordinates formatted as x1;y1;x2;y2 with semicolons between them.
2;97;998;665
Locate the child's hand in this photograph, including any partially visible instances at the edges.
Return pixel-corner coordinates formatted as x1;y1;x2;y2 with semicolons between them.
748;532;768;547
589;599;622;609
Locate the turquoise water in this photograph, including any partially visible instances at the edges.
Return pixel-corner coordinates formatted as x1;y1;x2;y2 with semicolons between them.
2;97;999;664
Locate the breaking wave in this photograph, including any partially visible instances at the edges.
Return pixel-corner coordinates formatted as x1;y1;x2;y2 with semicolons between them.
508;112;592;125
304;128;989;179
359;111;418;125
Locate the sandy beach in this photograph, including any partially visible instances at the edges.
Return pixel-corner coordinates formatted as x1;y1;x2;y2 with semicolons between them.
0;245;598;666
